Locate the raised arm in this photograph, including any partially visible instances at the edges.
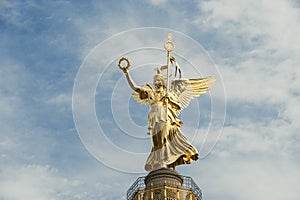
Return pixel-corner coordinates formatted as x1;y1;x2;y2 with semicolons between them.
124;71;140;91
118;57;140;92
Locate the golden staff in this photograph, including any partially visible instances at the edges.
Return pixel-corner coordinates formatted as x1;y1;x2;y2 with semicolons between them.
163;33;175;122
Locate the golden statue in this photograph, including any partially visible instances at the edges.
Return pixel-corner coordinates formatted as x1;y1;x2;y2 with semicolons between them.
118;33;215;171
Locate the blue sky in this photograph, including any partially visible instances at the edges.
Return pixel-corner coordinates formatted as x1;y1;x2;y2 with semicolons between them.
1;0;300;199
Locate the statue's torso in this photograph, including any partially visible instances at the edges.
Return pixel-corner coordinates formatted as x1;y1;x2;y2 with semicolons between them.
148;91;167;124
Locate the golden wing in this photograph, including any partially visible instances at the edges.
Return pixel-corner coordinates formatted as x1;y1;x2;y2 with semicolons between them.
132;83;153;105
170;77;215;110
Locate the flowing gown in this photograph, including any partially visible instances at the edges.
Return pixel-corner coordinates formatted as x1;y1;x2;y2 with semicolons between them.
133;85;199;171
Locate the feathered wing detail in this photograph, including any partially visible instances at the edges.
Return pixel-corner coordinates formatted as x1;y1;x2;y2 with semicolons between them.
170;77;215;112
132;83;153;105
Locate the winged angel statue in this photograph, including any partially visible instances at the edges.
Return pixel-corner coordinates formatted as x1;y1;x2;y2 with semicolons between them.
118;34;215;171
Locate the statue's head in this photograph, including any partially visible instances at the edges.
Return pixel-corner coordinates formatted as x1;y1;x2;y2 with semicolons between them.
153;67;167;89
153;74;166;89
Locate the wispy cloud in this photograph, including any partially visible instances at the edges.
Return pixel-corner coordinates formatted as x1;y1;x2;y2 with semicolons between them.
1;0;299;199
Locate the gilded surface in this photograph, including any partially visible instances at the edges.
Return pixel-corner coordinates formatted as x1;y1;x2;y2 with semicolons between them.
118;34;215;171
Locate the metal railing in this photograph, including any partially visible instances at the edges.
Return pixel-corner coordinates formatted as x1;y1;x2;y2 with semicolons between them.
127;177;146;200
127;175;202;200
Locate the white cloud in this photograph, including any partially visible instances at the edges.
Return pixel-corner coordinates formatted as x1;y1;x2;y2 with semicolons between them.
0;165;80;200
195;0;300;125
197;0;300;60
1;1;300;199
197;156;300;200
47;93;71;107
146;0;168;6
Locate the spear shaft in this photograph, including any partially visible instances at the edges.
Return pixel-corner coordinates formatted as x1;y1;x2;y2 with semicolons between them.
164;33;175;122
165;50;171;122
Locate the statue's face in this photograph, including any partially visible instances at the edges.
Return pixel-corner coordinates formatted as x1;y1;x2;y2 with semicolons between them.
154;78;163;89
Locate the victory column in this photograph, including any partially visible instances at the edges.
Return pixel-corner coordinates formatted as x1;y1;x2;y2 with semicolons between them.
118;33;215;200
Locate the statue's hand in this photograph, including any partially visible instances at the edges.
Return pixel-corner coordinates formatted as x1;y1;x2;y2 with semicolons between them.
139;90;148;99
118;57;130;74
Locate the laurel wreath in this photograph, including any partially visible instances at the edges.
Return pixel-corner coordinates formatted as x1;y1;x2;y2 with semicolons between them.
118;57;131;73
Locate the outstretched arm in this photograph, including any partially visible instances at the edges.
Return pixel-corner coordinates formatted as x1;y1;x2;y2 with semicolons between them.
124;71;140;91
125;70;152;103
118;57;140;91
